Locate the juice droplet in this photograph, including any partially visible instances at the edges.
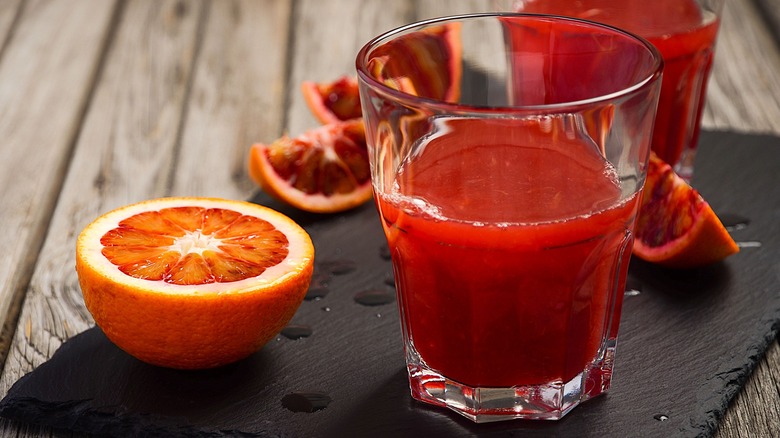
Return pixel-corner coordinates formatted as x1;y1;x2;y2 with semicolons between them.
305;287;329;301
281;392;332;413
281;325;312;340
653;414;669;422
719;213;750;232
354;289;395;306
319;259;357;275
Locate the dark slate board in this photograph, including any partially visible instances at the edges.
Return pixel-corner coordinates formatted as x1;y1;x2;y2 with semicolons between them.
1;131;779;438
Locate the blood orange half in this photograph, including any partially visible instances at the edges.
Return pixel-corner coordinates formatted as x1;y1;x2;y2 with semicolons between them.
248;120;372;214
76;197;314;369
633;153;739;269
302;76;362;124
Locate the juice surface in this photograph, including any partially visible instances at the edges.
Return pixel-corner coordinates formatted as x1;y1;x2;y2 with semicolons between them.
377;117;639;387
515;0;720;168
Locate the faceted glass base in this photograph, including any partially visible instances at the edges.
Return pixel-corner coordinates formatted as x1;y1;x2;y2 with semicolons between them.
407;344;616;423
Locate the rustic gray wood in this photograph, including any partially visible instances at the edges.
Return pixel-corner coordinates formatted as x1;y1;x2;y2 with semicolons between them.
0;0;23;52
0;0;778;436
0;0;118;360
170;0;292;199
703;0;780;132
0;0;207;435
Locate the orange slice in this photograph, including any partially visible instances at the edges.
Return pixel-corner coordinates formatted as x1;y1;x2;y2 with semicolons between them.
366;22;462;102
301;76;362;124
76;197;314;369
633;153;739;269
248;120;372;213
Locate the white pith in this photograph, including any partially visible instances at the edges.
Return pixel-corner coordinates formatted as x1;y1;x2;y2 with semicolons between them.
170;230;223;256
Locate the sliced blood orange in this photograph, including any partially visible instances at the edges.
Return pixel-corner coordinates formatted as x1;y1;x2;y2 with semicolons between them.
76;197;314;369
302;76;362;124
633;153;739;269
365;22;462;102
248;119;372;213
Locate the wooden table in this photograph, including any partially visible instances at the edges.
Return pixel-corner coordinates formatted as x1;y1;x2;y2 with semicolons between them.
0;1;778;436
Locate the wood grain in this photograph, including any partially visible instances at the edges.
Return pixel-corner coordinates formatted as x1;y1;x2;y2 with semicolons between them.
170;0;292;199
703;0;780;133
0;0;118;361
0;0;23;54
0;0;206;401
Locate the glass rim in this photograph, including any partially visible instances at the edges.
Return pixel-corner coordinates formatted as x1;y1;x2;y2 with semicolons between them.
355;12;664;113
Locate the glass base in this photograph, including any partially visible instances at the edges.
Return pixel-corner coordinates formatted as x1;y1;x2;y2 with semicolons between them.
407;344;616;423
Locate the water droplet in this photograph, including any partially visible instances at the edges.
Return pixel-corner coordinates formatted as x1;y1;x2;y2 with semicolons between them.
719;213;750;232
625;276;642;294
379;244;392;260
625;289;641;297
737;241;762;248
354;289;395;306
384;276;396;287
321;306;331;312
319;259;357;275
654;414;669;422
376;313;382;318
305;286;329;301
281;392;332;413
281;325;312;340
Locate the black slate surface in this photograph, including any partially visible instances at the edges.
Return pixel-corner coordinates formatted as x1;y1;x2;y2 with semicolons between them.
1;130;779;438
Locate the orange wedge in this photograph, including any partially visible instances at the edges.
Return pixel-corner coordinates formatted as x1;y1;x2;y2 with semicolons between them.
248;120;372;214
301;76;362;124
633;153;739;268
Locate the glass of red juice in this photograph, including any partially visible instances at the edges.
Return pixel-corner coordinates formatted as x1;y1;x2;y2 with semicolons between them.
357;13;663;422
510;0;724;180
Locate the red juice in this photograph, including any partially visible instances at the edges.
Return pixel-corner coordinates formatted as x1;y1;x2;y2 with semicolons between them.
376;117;639;387
514;0;720;172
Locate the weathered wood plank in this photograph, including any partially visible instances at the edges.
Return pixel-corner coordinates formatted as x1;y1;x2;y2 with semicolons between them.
0;0;118;360
755;0;780;44
702;0;780;133
285;0;414;137
170;0;292;199
0;0;23;54
0;0;205;395
717;341;780;438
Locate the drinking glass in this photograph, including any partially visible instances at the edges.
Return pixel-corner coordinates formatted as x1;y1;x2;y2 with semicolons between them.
356;13;662;422
509;0;724;180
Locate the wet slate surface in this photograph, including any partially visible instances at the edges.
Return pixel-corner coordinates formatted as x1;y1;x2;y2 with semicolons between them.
1;130;779;438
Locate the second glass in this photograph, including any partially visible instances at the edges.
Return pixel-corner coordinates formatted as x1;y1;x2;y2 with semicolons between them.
511;0;724;180
357;14;662;422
